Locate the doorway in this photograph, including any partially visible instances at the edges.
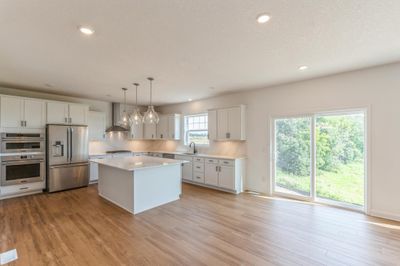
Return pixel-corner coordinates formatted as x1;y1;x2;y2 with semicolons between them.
272;110;366;209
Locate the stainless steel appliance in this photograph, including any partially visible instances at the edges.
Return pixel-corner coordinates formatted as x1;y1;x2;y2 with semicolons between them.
1;133;45;153
46;124;89;192
1;153;45;186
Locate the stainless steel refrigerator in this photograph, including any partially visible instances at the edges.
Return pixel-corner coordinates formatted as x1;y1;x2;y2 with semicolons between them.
46;124;89;192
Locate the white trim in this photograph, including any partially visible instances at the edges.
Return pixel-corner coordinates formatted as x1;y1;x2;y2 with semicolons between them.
369;209;400;222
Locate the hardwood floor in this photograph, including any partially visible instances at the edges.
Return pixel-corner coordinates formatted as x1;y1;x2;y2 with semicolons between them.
1;184;400;266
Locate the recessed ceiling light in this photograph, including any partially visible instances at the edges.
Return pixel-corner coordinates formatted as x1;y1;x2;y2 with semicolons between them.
78;26;95;35
298;65;308;71
256;14;271;24
188;98;193;102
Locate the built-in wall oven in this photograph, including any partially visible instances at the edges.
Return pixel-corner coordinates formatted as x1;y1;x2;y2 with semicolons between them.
0;133;45;186
1;154;45;186
1;133;45;153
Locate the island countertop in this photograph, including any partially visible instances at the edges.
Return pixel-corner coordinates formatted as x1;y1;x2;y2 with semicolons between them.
91;156;187;171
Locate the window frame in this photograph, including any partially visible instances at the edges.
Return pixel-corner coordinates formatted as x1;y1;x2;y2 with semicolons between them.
184;113;209;146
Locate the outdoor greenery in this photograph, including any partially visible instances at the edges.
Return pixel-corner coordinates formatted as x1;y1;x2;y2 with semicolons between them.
275;114;364;206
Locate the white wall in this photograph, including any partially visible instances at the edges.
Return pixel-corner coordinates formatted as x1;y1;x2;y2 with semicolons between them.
159;62;400;221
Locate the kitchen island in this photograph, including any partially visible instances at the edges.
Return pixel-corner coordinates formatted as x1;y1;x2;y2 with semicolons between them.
91;156;186;214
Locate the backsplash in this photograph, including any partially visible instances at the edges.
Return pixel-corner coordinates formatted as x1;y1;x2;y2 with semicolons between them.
89;133;246;157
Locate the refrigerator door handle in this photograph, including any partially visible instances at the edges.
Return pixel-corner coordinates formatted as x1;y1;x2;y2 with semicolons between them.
70;127;74;162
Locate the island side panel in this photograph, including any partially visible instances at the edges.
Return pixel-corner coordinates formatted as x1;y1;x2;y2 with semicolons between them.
133;164;182;214
98;164;134;213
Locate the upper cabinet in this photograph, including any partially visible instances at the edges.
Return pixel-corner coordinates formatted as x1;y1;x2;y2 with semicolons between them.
208;105;246;141
156;115;168;139
144;123;156;139
87;111;106;141
0;96;45;129
130;122;144;139
156;114;180;140
47;102;88;125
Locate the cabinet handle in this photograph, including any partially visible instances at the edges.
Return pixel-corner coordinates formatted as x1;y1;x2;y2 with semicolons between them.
196;166;201;169
20;121;23;127
69;117;72;123
24;121;27;127
161;134;163;138
19;187;29;190
226;132;231;139
215;166;218;172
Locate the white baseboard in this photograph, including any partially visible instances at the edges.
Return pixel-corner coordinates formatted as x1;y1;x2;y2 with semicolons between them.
369;209;400;222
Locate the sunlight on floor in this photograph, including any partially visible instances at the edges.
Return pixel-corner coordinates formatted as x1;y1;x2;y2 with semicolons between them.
360;220;400;230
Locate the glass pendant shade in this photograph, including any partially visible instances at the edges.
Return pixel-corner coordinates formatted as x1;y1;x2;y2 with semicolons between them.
130;108;143;125
143;105;159;124
129;83;143;126
143;77;159;124
118;88;130;128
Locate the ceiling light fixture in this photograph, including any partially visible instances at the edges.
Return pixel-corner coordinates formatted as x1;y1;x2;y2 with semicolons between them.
298;65;308;71
143;77;160;124
118;88;130;128
130;83;143;125
256;14;271;24
78;26;95;35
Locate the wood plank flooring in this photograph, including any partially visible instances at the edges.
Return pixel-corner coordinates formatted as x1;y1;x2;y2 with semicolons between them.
1;183;400;265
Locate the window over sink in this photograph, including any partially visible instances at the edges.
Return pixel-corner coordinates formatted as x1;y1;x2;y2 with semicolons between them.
184;113;209;145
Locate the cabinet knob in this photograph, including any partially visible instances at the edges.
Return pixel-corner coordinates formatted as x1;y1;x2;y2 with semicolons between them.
226;132;231;139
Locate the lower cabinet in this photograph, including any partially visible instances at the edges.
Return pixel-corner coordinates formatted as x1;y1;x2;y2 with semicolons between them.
205;162;219;186
0;181;45;199
218;165;235;190
175;155;193;181
179;155;244;194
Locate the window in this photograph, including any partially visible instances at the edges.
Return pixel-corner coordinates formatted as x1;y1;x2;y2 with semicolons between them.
184;113;209;145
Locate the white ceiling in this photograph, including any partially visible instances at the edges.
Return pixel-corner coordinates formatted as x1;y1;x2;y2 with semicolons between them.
1;0;400;105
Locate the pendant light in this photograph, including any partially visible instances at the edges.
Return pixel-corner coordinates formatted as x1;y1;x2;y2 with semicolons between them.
118;87;130;128
130;83;143;125
143;77;159;124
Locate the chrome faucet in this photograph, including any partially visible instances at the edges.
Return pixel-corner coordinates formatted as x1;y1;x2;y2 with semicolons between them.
189;142;197;154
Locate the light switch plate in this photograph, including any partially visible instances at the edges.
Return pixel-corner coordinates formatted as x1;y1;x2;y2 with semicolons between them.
0;249;18;265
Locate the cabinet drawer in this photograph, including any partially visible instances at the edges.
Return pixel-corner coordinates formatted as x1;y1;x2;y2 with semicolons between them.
193;157;204;163
193;171;205;183
219;159;235;166
1;182;44;196
194;162;204;172
205;158;218;164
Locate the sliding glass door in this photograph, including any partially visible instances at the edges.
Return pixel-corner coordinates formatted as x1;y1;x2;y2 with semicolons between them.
274;117;312;199
272;111;366;209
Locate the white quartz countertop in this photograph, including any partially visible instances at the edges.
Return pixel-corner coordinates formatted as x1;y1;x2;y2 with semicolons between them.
91;156;188;171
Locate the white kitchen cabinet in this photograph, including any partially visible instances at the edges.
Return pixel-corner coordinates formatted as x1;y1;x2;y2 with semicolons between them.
208;105;246;141
155;114;180;140
47;101;88;125
208;110;217;140
181;155;245;194
0;96;45;129
175;155;193;181
156;115;168;139
24;99;46;128
88;111;106;141
90;162;99;183
69;104;88;125
130;122;144;139
1;96;23;128
205;162;219;186
47;102;69;124
218;165;235;190
168;114;181;140
144;123;156;139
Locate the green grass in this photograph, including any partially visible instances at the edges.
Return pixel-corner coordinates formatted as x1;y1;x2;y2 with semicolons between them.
276;161;364;206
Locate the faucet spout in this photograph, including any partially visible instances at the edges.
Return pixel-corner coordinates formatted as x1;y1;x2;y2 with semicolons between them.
189;142;197;154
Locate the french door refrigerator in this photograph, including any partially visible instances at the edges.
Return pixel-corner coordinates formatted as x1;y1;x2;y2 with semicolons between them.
46;124;89;192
